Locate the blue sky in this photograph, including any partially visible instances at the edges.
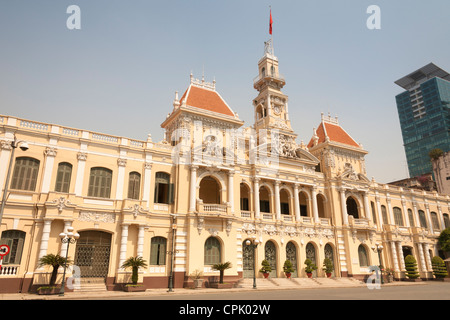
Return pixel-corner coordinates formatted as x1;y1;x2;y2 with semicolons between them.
1;1;449;183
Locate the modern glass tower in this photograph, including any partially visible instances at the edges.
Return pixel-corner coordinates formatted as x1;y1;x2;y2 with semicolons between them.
395;63;450;178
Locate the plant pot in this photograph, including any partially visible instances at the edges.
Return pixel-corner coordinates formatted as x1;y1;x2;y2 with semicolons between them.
210;282;234;289
123;284;146;292
263;273;269;279
37;287;59;295
307;273;312;278
193;279;204;289
285;273;291;279
326;273;332;278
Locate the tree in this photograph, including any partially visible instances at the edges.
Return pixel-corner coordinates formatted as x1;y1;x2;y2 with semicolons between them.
212;261;232;284
431;256;448;278
121;256;148;285
38;253;72;286
438;228;450;252
429;148;444;160
404;255;420;279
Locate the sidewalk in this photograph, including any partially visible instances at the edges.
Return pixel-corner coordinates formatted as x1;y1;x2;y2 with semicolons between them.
0;278;428;300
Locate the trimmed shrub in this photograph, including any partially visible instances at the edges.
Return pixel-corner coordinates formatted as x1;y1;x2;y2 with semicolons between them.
404;255;420;279
431;256;448;278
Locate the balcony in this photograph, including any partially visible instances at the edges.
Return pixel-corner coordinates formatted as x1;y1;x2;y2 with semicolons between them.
0;265;19;276
197;199;231;215
253;72;286;88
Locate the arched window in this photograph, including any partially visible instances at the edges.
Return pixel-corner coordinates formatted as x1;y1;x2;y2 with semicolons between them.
299;192;308;217
443;214;450;228
358;245;369;267
280;189;290;215
259;186;271;213
346;197;359;219
408;209;415;227
199;176;220;204
55;162;72;193
418;210;427;228
128;172;141;200
154;172;173;204
393;207;404;226
88;167;112;198
430;212;440;230
0;230;26;265
10;157;40;191
204;237;221;265
240;183;250;211
381;205;388;224
150;237;167;265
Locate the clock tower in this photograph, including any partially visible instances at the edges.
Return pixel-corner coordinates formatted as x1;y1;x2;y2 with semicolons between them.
253;39;298;158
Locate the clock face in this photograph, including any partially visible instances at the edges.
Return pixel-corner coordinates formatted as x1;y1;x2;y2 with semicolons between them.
273;105;281;115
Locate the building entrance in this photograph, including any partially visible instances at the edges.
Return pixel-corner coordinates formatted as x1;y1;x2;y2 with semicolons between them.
74;231;112;280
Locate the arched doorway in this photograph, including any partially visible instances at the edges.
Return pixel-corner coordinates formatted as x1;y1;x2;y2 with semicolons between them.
324;243;335;277
305;242;317;278
74;231;112;281
264;241;277;278
242;240;255;278
346;197;359;219
286;242;298;277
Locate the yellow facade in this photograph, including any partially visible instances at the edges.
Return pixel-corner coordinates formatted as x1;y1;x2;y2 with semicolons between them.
0;45;448;293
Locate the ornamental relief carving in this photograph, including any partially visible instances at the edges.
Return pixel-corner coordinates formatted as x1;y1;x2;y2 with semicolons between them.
78;211;115;223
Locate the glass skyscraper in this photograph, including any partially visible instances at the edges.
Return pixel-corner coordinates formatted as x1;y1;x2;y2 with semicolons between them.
395;63;450;178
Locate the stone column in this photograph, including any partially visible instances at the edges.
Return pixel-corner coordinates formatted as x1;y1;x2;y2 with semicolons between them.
274;181;281;220
417;242;427;272
397;242;405;271
311;186;319;223
424;203;434;234
423;243;432;272
38;219;52;260
294;184;300;222
227;171;234;214
189;165;198;212
254;178;260;219
119;224;129;269
115;158;127;199
402;198;410;228
386;194;394;225
340;188;348;225
74;152;87;196
137;225;145;258
142;162;152;209
390;241;399;272
41;147;57;193
363;192;372;222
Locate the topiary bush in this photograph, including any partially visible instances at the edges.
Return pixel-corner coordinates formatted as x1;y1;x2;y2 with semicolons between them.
431;256;448;278
404;255;420;279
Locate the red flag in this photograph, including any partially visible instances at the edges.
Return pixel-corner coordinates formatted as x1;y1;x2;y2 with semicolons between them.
269;9;273;35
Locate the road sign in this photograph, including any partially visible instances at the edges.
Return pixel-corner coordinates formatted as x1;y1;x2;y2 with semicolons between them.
0;244;10;256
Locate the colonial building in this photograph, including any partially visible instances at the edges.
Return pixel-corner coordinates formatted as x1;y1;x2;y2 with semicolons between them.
1;41;449;293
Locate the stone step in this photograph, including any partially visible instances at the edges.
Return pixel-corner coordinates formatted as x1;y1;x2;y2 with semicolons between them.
73;278;107;292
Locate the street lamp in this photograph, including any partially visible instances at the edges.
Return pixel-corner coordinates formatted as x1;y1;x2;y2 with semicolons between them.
167;214;177;292
245;235;260;289
0;135;29;227
371;242;384;285
59;227;79;296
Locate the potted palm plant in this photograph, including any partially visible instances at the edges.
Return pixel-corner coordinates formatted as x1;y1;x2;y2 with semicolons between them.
37;253;72;295
304;259;317;278
211;261;233;288
121;255;148;292
259;259;272;278
322;258;334;278
283;260;295;279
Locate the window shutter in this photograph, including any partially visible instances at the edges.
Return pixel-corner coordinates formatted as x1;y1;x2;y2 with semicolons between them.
168;183;174;204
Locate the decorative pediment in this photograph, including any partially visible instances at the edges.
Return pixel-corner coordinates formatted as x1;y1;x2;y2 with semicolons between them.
339;163;370;182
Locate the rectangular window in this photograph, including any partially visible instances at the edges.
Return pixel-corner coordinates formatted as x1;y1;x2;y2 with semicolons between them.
55;162;72;193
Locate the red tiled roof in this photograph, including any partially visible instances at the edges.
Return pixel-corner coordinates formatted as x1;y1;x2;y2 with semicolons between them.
308;121;360;148
180;85;235;117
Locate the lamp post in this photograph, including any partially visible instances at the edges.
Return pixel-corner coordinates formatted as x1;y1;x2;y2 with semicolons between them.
372;242;384;285
167;214;177;292
245;235;260;289
59;227;79;296
0;135;29;228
